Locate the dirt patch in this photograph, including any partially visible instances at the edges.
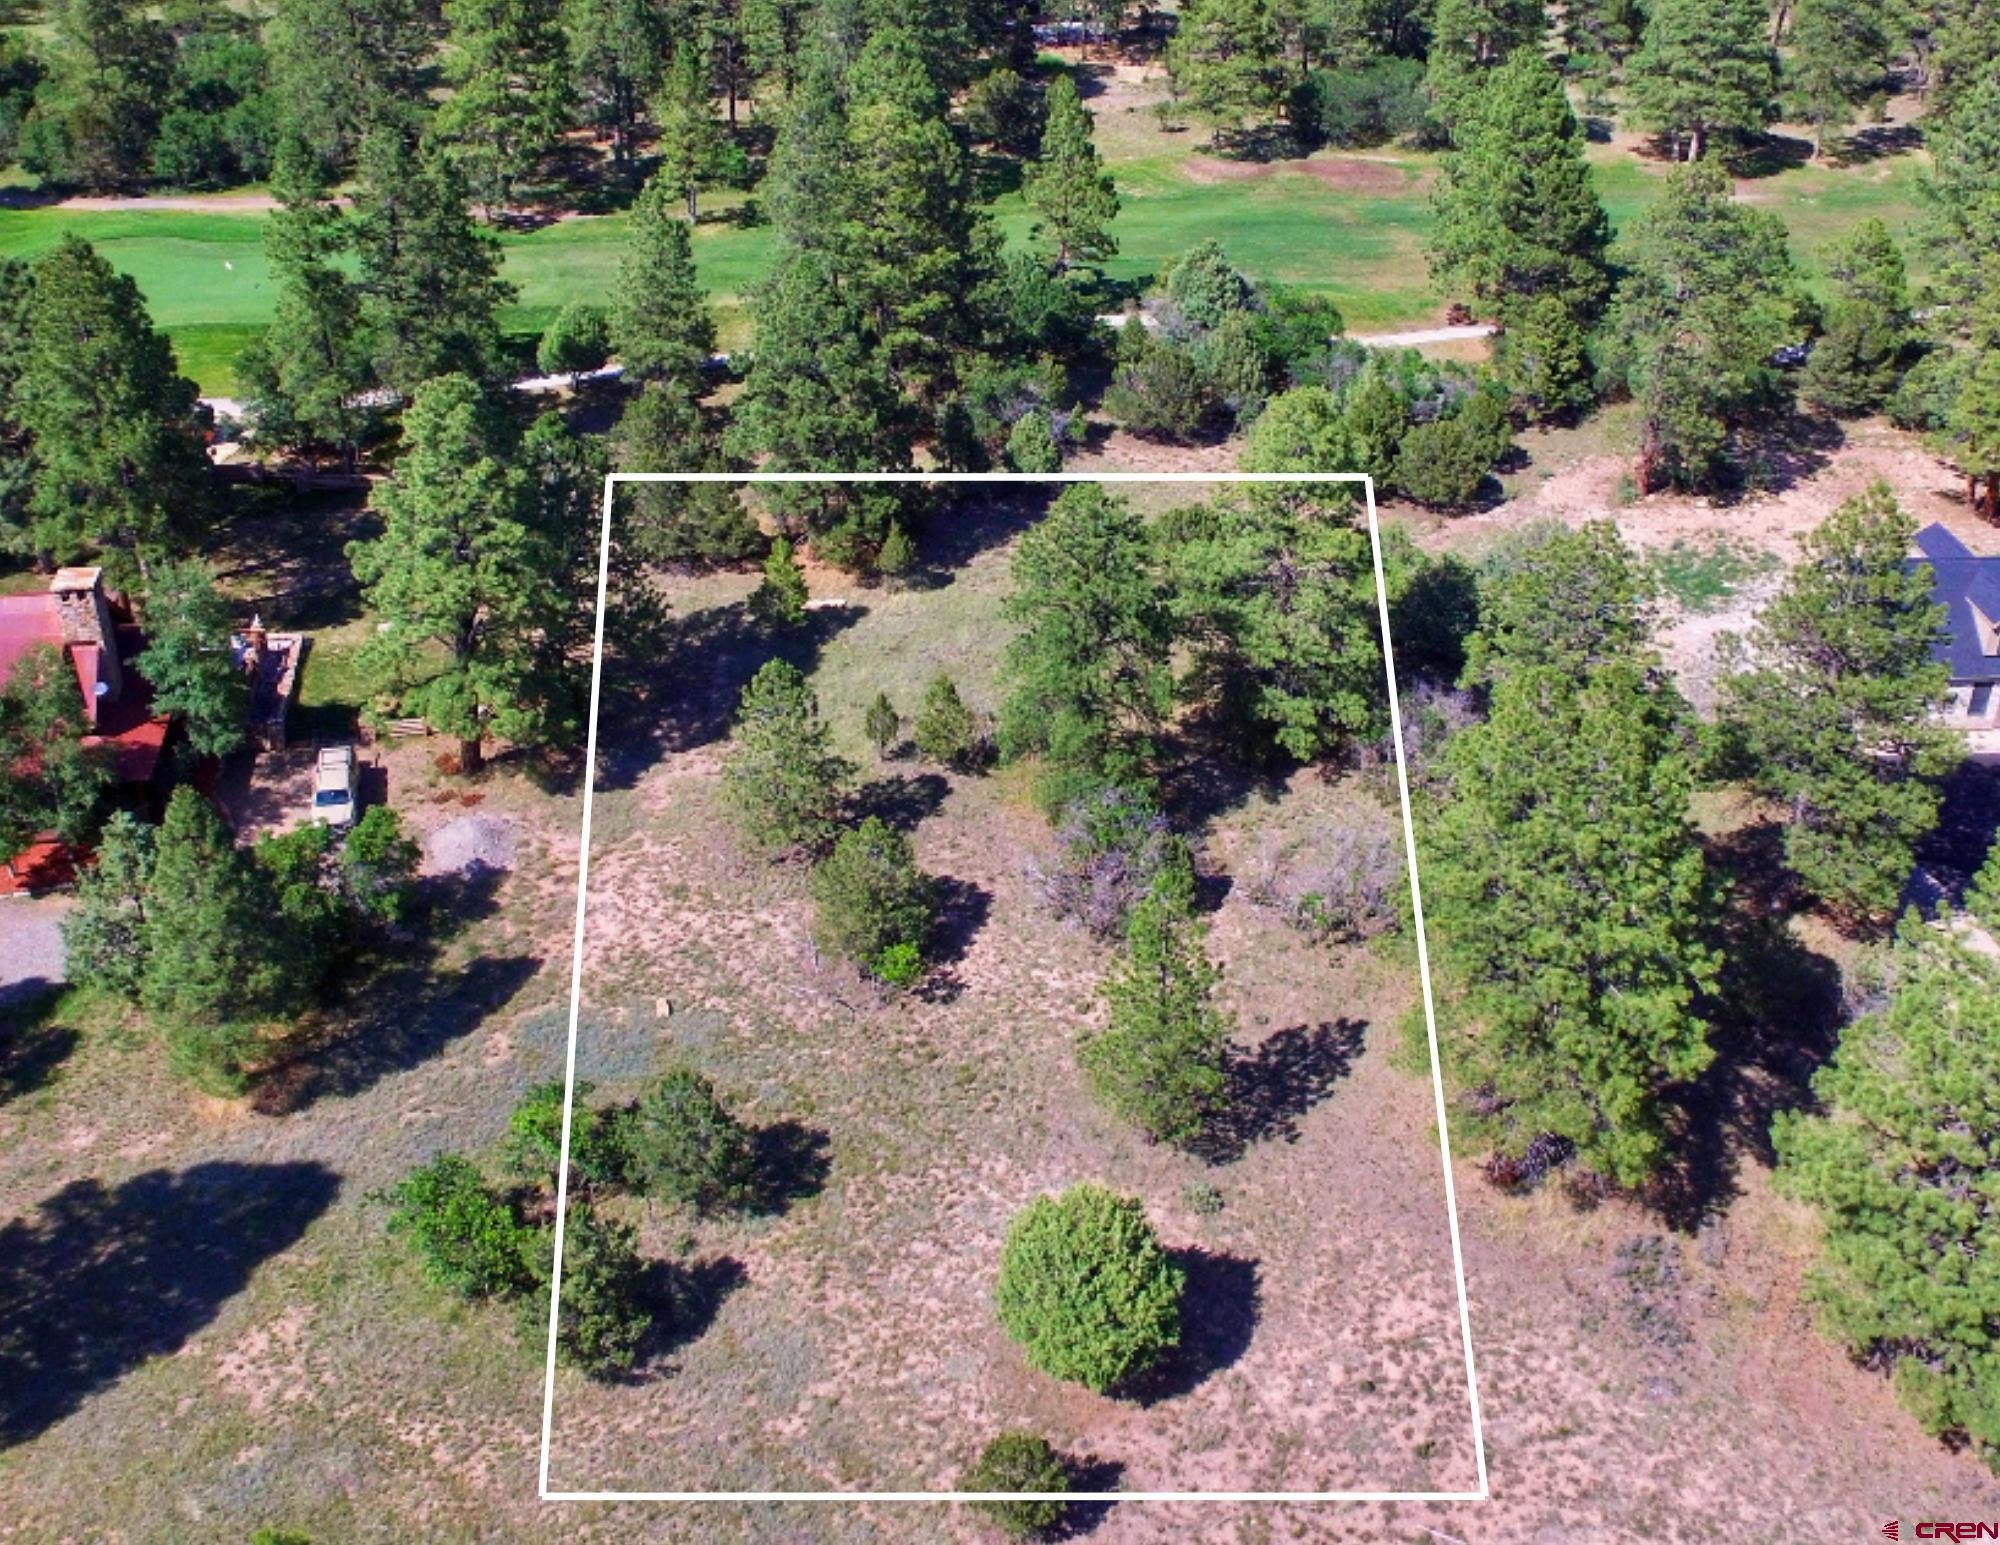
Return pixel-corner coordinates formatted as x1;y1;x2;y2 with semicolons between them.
422;814;518;877
1182;154;1408;193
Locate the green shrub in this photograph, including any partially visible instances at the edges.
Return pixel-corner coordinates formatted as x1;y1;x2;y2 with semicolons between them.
1290;58;1429;147
720;660;852;855
809;817;934;978
501;1079;628;1191
1104;343;1209;441
536;300;612;381
912;674;981;769
386;1154;534;1299
1003;407;1064;473
1967;841;2000;933
960;1431;1072;1537
865;691;902;756
530;1205;651;1377
622;1067;760;1214
994;1183;1183;1392
1391;387;1511;509
749;535;810;627
338;805;422;923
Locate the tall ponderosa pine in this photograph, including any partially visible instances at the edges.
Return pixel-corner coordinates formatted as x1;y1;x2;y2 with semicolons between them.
652;42;721;221
1423;0;1543;132
1783;0;1895;156
1025;74;1118;273
1424;658;1720;1185
351;129;516;395
613;381;762;566
266;0;431;166
140;786;283;1090
1165;419;1382;764
719;658;852;854
60;809;154;1000
1626;0;1775;160
609;174;717;384
434;0;572;213
761;46;851;253
1427;49;1611;418
1721;483;1962;921
12;235;208;571
1164;0;1284;141
1461;521;1655;687
1081;867;1233;1148
1798;218;1912;416
561;0;669;169
996;485;1174;803
727;251;913;571
237;136;371;463
348;375;572;772
1773;930;2000;1467
838;26;992;392
1602;159;1804;491
134;559;248;759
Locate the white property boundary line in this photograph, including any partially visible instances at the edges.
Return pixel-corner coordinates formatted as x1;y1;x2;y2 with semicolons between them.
540;471;1489;1506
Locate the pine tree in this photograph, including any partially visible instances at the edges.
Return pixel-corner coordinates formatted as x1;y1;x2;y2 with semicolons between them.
12;235;208;571
1081;867;1232;1147
748;535;810;626
1941;300;2000;524
1626;0;1775;160
236;136;371;464
536;1203;651;1375
1602;159;1804;491
1783;0;1894;157
742;0;810;100
0;645;112;862
609;175;717;386
134;559;248;759
266;0;430;166
1166;434;1382;764
434;0;571;213
1165;0;1284;141
996;485;1174;802
1427;49;1610;417
652;42;721;222
1921;64;2000;320
60;809;154;999
761;46;851;253
1024;74;1118;272
347;375;570;772
1423;659;1719;1185
864;691;901;756
1798;218;1911;416
719;658;851;854
141;786;282;1089
612;381;762;566
623;1067;761;1213
560;0;670;170
17;0;173;189
727;251;914;571
838;25;993;391
1424;0;1543;132
1721;483;1963;921
809;815;933;978
351;129;516;395
1773;929;2000;1467
1461;521;1654;686
911;673;979;769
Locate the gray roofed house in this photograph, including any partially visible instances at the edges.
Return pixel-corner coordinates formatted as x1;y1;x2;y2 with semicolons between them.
1913;522;2000;732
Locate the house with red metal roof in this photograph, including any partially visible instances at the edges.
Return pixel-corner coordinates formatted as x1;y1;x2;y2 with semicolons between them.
0;567;176;892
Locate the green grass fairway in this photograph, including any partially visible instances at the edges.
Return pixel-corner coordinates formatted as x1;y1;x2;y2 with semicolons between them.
0;129;1933;392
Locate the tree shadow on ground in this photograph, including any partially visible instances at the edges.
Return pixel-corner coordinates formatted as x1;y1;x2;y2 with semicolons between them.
850;771;951;833
1837;123;1923;165
1733;132;1816;178
250;867;539;1113
751;1120;831;1216
632;1254;748;1377
1155;731;1290;838
597;598;866;789
0;1161;340;1446
917;485;1056;576
1194;1018;1365;1164
1056;1455;1125;1538
1733;412;1845;501
928;875;994;967
1131;1248;1261;1405
1647;820;1845;1232
0;984;74;1102
1914;761;2000;905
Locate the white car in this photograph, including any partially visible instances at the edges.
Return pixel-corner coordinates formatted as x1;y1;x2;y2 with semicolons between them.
312;744;359;829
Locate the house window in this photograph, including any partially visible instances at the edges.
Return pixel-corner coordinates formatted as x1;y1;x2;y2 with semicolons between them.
1972;683;1994;721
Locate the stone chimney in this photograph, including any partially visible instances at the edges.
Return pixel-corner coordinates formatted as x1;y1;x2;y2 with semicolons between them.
50;567;123;706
